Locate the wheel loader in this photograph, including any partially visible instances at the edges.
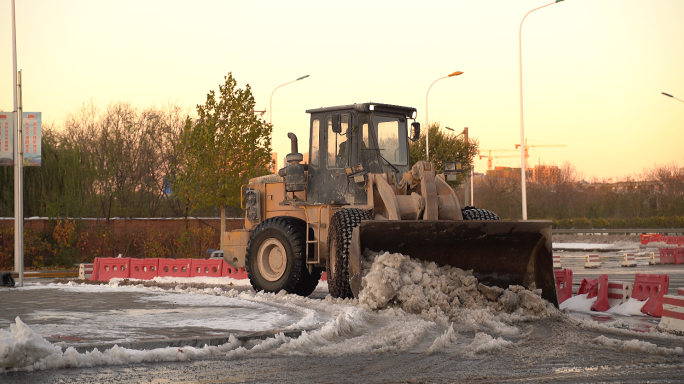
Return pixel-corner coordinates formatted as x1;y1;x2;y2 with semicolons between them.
221;103;558;307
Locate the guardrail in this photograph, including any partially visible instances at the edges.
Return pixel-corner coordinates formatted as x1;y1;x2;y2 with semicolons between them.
553;229;684;235
9;270;79;279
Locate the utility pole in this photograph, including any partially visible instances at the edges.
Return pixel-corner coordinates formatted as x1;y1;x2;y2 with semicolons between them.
463;127;471;206
12;0;24;287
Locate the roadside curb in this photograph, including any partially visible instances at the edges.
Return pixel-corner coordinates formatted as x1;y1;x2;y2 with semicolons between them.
61;330;307;354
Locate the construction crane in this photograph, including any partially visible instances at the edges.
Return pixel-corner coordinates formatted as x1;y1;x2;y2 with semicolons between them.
479;149;519;171
514;139;566;168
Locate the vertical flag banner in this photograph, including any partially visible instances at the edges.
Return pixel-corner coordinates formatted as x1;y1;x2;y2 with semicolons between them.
23;112;41;166
0;114;12;166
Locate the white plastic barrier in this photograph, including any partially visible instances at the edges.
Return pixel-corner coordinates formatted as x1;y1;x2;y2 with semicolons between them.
620;253;637;267
649;251;662;265
584;254;601;269
79;263;94;280
658;294;684;335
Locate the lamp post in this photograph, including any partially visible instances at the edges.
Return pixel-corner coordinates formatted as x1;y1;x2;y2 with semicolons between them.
269;75;310;126
11;0;24;287
662;92;684;104
425;71;463;161
519;0;564;220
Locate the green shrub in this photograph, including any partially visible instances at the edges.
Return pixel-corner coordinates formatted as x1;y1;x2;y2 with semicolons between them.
573;217;592;229
609;218;627;229
591;218;610;229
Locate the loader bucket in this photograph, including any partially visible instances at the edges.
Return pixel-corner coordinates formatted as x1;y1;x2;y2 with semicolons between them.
348;220;558;308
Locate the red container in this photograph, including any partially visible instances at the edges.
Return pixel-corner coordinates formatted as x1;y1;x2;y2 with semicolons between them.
158;259;192;278
190;259;224;278
130;258;160;280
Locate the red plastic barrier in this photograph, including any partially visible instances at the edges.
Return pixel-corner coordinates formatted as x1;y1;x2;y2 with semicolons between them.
578;275;607;299
158;259;192;278
660;248;677;264
554;269;573;304
641;234;664;245
88;258;100;281
190;259;224;278
130;258;159;280
633;273;669;317
221;262;249;279
676;249;684;265
590;275;610;312
97;257;131;281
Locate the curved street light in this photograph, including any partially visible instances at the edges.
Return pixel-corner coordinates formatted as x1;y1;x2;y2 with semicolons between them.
519;0;564;220
269;75;310;125
662;92;684;104
425;71;463;160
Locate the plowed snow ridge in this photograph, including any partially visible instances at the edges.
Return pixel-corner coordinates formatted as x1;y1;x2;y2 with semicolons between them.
1;251;678;372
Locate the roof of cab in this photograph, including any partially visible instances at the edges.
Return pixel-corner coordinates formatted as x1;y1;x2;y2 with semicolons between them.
305;103;417;117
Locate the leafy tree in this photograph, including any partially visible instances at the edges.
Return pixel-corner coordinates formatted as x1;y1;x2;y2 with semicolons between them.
175;73;273;222
409;122;479;186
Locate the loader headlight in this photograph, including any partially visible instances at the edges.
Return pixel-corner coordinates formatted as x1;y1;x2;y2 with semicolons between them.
411;111;417;119
443;162;462;174
443;162;462;181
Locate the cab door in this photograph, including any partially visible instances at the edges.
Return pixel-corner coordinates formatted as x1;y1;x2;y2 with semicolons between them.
307;113;350;204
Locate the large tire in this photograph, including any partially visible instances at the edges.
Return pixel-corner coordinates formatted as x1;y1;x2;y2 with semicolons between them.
327;208;372;299
246;217;315;295
461;206;501;220
294;267;324;296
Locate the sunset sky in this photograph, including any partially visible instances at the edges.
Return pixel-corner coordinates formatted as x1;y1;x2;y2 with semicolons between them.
1;0;682;180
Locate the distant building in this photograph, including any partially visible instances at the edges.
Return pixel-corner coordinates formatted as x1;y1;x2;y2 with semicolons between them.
486;166;533;181
532;165;560;184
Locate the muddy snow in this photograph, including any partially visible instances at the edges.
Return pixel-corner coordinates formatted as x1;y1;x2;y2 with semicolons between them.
2;251;683;373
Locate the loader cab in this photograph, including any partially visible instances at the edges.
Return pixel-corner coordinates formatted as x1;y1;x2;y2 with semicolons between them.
305;103;417;205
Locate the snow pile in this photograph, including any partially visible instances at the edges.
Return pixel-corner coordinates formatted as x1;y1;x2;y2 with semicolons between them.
0;317;62;369
593;335;684;356
0;251;567;372
0;316;244;372
607;298;647;316
357;251;556;324
465;332;514;354
559;293;597;313
426;324;458;355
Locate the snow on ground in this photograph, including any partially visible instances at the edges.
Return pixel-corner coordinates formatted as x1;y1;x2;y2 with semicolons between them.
560;294;649;317
111;275;255;287
1;251;680;372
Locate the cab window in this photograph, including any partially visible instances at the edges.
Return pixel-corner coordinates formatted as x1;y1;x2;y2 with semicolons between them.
327;115;348;169
310;119;320;168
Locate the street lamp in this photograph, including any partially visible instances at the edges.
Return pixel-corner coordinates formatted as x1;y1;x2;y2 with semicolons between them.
519;0;564;220
662;92;684;103
426;71;463;161
269;75;310;125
